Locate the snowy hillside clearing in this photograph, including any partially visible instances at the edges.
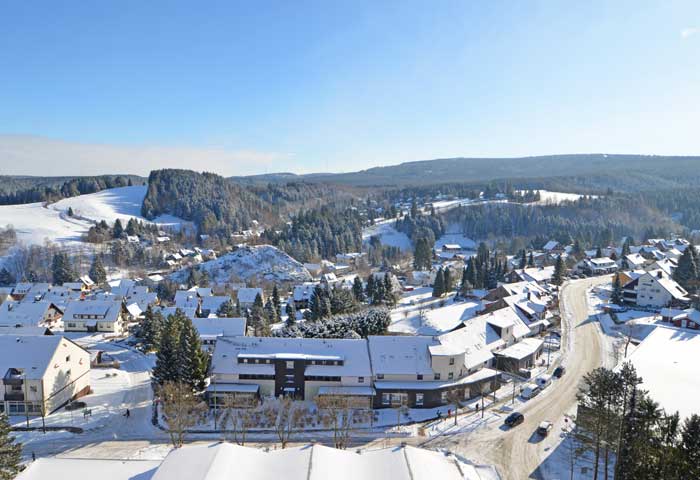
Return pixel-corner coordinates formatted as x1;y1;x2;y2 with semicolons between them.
171;245;312;284
362;221;412;252
0;186;186;246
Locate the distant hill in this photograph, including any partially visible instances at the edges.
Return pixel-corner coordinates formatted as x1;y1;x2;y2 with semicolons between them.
232;154;700;187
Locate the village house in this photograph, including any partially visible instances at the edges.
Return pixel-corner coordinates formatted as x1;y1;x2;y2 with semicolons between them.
627;270;689;309
0;335;90;415
660;308;700;330
62;300;126;334
192;317;247;351
236;287;264;309
576;257;619;275
506;266;556;285
208;336;373;408
0;300;63;328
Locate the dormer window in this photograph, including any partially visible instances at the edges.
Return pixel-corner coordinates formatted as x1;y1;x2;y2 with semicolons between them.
449;358;455;365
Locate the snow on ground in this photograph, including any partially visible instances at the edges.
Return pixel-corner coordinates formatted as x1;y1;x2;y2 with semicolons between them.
362;221;412;252
526;190;596;205
0;202;92;245
433;232;476;251
171;244;312;284
389;288;482;335
0;186;186;246
52;186;184;229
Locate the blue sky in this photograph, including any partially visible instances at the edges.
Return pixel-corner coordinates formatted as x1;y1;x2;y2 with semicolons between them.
1;1;699;176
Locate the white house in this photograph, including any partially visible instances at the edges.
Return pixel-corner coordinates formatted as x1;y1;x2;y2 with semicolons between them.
633;271;689;308
1;335;90;415
62;300;126;334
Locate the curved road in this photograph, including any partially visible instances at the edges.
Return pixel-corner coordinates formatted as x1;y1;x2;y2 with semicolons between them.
427;276;610;480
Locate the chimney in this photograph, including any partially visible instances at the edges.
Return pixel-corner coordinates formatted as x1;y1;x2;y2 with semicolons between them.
657;271;663;279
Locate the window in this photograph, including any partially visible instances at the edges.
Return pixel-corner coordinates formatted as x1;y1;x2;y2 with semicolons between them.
448;372;454;380
286;360;294;369
382;393;391;405
66;356;70;362
417;374;423;380
376;374;384;380
415;393;424;406
358;376;365;383
434;373;441;380
29;386;38;393
449;358;455;365
441;391;448;403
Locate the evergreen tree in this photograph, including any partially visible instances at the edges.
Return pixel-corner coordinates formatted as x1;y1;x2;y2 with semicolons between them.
89;255;107;285
0;413;21;480
611;275;624;305
680;414;700;477
249;293;267;334
527;251;535;267
141;306;164;352
365;274;376;301
552;255;565;286
113;218;124;239
0;268;15;287
272;285;282;320
153;312;182;385
674;246;699;292
126;218;137;236
410;198;418;219
186;268;198;289
443;268;452;293
621;238;632;257
352;276;365;303
519;249;527;269
216;299;237;317
285;302;297;326
382;273;396;306
372;276;385;305
178;313;208;391
51;252;76;285
264;298;278;323
596;246;603;259
413;237;432;271
432;268;444;298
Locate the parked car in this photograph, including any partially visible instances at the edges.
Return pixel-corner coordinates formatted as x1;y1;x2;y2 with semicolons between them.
535;374;552;390
553;366;566;378
521;383;541;400
504;412;525;428
537;421;553;436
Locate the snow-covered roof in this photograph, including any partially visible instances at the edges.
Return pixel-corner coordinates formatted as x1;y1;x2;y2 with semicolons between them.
16;459;159;480
193;317;246;339
200;295;231;314
0;301;57;327
236;287;263;304
212;336;372;378
367;336;436;376
0;335;79;380
624;326;700;420
148;443;490;480
175;290;200;309
63;300;121;322
542;240;559;251
494;337;543;360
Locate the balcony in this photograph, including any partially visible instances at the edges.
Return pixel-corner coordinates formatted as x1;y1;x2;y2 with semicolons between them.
3;368;24;387
4;392;24;401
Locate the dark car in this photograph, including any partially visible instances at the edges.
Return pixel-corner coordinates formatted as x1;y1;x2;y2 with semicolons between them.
504;412;525;428
553;366;566;378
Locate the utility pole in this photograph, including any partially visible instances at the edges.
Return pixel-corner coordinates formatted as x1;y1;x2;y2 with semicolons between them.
23;372;29;428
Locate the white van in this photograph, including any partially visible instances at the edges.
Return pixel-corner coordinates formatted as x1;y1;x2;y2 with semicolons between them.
535;374;552;390
521;383;541;400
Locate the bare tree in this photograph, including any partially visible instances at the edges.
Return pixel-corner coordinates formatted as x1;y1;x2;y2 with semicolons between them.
220;397;260;446
317;397;372;449
445;388;463;426
158;381;207;448
262;397;310;448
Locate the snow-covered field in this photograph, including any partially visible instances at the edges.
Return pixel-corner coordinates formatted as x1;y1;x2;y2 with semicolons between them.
389;288;484;335
526;190;596;205
52;186;183;228
362;221;412;252
0;186;185;246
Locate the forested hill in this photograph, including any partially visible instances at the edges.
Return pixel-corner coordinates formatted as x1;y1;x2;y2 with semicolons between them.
232;154;700;187
0;174;144;205
140;169;357;234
